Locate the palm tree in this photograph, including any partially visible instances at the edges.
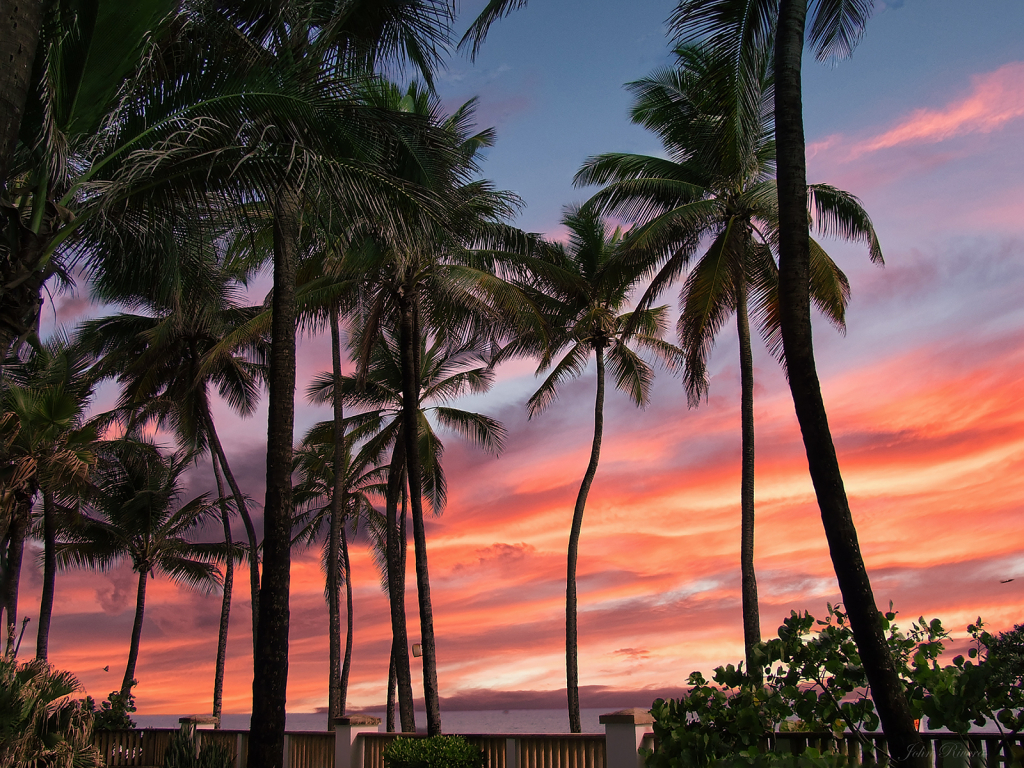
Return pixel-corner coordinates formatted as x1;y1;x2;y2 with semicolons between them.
292;424;387;726
340;80;539;735
523;205;681;732
0;334;99;659
292;222;365;726
57;443;222;698
182;6;463;757
210;454;235;726
315;322;509;733
668;2;925;762
76;248;267;686
576;40;881;676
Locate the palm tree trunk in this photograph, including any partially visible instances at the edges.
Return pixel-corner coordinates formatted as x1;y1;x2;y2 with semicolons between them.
35;491;57;660
121;568;149;698
735;278;760;677
387;642;397;732
328;305;344;724
398;298;441;736
0;229;47;362
386;433;415;732
206;414;260;652
774;3;923;765
0;0;44;189
212;456;233;726
567;342;606;733
249;183;300;768
3;498;30;656
339;524;353;714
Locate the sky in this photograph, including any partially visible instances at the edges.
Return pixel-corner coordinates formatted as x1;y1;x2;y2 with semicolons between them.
22;0;1024;722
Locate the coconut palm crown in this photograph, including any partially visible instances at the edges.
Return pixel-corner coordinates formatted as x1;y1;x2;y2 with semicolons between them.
575;40;881;676
55;443;223;698
523;204;682;732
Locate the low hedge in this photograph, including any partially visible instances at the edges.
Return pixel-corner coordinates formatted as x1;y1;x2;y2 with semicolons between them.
383;735;485;768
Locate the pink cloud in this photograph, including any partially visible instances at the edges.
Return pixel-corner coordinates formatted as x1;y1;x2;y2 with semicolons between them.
849;62;1024;157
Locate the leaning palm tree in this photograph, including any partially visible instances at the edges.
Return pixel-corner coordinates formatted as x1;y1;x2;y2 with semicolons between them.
76;244;266;722
523;204;682;732
576;40;881;676
668;3;925;761
56;443;222;698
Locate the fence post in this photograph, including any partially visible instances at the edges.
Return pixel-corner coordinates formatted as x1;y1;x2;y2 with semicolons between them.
601;709;655;768
335;714;383;768
180;716;219;758
506;737;518;768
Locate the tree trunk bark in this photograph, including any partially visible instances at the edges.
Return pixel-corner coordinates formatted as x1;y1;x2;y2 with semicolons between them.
386;642;397;732
35;490;56;660
3;497;30;656
567;342;605;733
398;297;441;736
206;413;260;653
248;183;299;768
774;3;924;765
121;567;149;698
212;456;233;726
339;523;353;714
0;232;47;364
0;0;45;189
328;305;344;725
735;277;760;677
385;439;415;732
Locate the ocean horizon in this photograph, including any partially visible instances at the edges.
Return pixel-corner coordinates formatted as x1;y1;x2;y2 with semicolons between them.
134;708;613;733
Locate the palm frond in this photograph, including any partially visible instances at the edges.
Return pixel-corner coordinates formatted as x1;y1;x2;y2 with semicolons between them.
526;341;590;419
677;226;740;405
605;343;655;409
431;407;506;455
807;183;883;264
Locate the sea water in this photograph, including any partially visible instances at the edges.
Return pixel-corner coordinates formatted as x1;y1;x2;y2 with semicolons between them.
134;708;609;733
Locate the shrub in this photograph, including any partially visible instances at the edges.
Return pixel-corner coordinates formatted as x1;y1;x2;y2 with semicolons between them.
0;656;102;768
645;605;1024;768
383;735;485;768
164;731;233;768
82;683;137;730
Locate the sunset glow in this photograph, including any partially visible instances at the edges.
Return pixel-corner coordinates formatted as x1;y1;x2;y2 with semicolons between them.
19;0;1024;722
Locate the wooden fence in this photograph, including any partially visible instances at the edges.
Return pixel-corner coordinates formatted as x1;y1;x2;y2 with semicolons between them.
361;732;607;768
86;728;1021;768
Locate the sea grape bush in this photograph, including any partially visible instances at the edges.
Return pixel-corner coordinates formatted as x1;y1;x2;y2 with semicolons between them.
383;735;485;768
913;621;1024;738
645;606;1023;768
82;682;137;730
